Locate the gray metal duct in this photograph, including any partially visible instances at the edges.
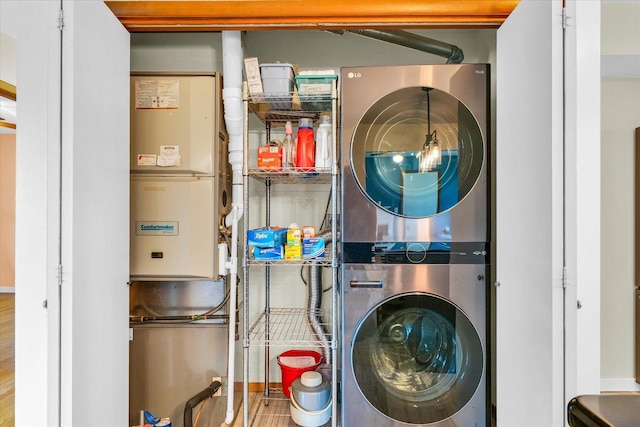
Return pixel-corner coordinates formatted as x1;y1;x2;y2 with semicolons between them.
330;29;464;64
305;229;335;364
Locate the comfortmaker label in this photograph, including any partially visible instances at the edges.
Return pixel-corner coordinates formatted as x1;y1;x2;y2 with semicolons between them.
136;221;179;236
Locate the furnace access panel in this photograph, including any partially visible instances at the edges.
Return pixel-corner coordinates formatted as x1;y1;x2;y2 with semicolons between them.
130;176;218;279
130;74;226;176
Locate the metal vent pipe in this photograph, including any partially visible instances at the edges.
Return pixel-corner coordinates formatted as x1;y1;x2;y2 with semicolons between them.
330;29;464;64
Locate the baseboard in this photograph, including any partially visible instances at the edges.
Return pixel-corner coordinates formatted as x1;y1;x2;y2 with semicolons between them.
600;378;640;392
0;286;15;293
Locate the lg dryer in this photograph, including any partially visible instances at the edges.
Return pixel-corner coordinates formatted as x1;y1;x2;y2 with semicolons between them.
341;64;490;426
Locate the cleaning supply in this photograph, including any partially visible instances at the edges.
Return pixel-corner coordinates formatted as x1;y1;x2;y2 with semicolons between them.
257;139;282;169
282;121;296;170
296;118;315;169
314;113;332;171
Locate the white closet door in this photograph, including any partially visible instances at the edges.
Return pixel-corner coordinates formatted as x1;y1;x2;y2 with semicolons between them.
60;2;131;425
495;1;565;426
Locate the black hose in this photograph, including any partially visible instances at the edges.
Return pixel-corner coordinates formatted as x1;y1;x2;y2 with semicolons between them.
184;381;222;427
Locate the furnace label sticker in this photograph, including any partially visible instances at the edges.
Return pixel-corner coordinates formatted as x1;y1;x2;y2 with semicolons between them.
157;145;181;167
136;221;179;236
137;154;157;166
135;80;179;109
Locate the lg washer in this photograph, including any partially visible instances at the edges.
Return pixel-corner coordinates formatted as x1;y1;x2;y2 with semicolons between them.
340;64;490;426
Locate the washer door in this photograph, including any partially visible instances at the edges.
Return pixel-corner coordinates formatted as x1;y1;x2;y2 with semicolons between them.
351;292;483;425
350;86;484;219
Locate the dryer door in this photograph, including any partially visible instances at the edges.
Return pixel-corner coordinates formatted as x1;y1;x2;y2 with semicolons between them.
351;292;483;424
350;86;484;219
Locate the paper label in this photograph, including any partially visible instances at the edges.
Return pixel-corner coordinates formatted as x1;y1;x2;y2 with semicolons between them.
135;80;179;109
157;154;182;167
160;145;179;156
137;154;157;166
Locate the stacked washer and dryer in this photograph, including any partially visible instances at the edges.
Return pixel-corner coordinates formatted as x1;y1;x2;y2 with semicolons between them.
340;64;490;426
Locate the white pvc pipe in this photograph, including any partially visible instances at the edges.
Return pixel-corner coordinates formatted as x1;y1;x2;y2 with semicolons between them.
221;30;244;426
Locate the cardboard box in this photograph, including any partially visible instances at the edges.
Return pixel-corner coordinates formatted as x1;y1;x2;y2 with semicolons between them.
285;245;302;260
287;228;301;246
258;145;282;169
248;227;287;248
303;237;325;259
244;57;264;95
302;226;316;238
253;246;284;260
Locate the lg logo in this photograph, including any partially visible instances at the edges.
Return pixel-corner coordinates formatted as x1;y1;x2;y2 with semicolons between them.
347;72;362;79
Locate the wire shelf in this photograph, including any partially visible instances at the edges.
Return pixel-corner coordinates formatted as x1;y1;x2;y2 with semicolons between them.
247;307;333;346
246;247;335;267
248;92;333;126
248;168;333;185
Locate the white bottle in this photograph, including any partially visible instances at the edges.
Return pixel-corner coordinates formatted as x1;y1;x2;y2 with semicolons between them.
314;113;332;171
282;121;296;170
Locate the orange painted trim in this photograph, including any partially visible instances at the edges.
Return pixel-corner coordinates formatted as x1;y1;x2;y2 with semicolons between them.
104;0;519;32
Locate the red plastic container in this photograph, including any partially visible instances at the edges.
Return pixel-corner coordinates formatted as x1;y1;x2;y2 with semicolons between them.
295;118;315;169
277;350;323;397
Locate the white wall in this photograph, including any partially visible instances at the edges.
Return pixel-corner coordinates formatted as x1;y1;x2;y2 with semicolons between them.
600;0;640;391
601;76;640;390
15;2;60;424
0;0;17;85
0;32;16;85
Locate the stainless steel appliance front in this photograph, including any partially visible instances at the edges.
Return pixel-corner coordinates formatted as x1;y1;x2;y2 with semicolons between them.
342;263;487;426
341;64;489;244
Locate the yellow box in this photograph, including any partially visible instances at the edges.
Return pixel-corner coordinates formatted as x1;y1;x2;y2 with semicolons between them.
287;228;301;246
285;245;302;260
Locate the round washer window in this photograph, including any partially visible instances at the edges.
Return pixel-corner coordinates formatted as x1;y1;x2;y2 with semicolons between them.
350;86;484;219
351;293;483;424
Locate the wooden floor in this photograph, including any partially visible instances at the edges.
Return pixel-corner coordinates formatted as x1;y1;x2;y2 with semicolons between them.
229;391;333;427
0;293;15;427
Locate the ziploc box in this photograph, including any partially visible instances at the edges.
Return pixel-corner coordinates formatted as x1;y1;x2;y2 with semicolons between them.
253;246;284;261
248;227;287;248
302;237;325;259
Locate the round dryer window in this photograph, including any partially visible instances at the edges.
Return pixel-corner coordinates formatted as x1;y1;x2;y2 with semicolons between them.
351;293;483;424
350;86;484;218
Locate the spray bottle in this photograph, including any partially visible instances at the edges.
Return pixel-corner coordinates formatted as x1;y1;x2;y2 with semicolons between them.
282;121;296;170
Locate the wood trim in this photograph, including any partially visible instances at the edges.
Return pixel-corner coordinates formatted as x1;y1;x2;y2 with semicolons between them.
234;382;282;393
0;134;16;290
0;81;16;101
636;127;640;384
636;127;640;289
105;0;519;32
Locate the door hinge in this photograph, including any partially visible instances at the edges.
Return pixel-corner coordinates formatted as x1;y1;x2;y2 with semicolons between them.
562;7;568;29
57;264;63;287
562;266;568;289
58;9;65;31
